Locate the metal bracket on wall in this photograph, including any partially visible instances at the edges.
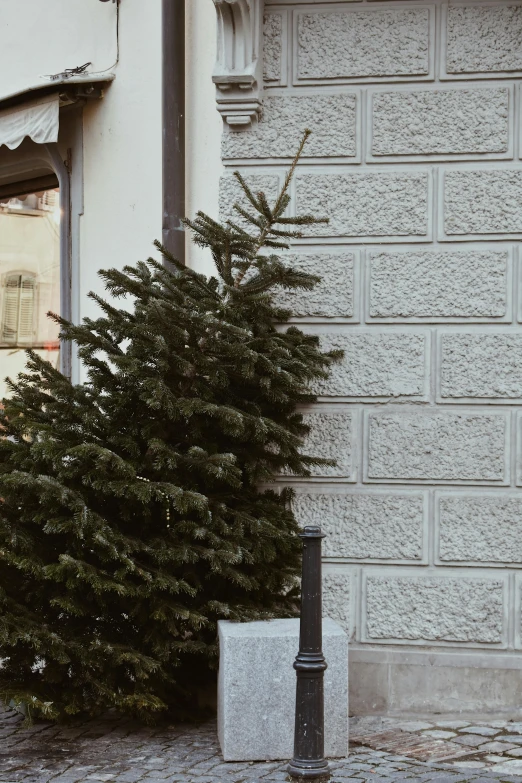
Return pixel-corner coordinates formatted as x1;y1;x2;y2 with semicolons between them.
212;0;263;128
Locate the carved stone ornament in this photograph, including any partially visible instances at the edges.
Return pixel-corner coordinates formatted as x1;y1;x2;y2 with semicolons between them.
212;0;263;128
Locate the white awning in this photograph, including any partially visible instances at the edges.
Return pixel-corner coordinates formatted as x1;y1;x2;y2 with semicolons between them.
0;93;59;150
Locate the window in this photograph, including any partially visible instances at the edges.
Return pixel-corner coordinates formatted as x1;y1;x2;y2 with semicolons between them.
2;273;36;344
0;132;78;391
0;185;61;396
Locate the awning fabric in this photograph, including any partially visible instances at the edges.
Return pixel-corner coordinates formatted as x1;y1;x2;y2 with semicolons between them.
0;93;59;150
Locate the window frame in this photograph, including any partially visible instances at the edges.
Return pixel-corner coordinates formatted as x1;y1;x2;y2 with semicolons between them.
0;142;71;377
46;143;71;378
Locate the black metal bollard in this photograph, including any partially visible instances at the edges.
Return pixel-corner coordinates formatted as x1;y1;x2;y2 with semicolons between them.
287;526;330;782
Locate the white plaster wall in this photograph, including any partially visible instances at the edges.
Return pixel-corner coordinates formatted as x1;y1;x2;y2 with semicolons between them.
0;0;117;102
79;0;162;377
0;1;220;387
77;0;223;381
185;0;223;276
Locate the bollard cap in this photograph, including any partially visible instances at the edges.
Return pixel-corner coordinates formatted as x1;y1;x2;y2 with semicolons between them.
299;525;326;539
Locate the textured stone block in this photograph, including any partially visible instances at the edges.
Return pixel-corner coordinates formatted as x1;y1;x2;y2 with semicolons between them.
438;494;522;563
371;87;509;156
218;618;348;761
444;171;522;235
263;13;282;82
294;411;354;479
446;6;522;74
297;9;430;80
274;253;354;318
515;575;522;648
223;94;357;159
323;571;352;636
440;333;522;399
365;575;504;643
368;411;507;482
296;172;429;238
312;331;427;398
369;249;508;319
219;174;279;230
292;491;424;560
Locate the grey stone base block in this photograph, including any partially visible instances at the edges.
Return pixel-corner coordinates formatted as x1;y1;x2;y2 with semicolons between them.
218;617;348;761
349;648;522;716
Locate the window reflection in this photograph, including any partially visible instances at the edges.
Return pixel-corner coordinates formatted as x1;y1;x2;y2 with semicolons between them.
0;188;60;397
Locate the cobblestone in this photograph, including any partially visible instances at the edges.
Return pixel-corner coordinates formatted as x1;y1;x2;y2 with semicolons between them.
4;705;522;782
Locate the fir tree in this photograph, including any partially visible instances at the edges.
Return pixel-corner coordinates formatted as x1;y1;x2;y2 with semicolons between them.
0;131;339;722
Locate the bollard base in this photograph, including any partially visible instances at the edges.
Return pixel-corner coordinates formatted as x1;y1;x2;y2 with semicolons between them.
287;759;331;781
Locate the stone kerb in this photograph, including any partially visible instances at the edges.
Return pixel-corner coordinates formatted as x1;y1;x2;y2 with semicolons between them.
217;617;348;762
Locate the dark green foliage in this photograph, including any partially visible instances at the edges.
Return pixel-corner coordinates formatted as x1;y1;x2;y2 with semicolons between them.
0;132;339;722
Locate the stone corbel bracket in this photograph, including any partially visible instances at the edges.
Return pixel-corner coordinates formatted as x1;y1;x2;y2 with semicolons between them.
212;0;263;128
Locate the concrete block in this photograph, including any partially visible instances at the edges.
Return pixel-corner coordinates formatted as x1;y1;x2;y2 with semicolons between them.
219;174;280;230
438;493;522;564
323;571;353;636
371;87;509;156
223;94;357;159
292;491;425;561
446;5;522;74
296;172;429;238
349;661;389;714
367;410;508;483
218;618;348;761
389;659;522;714
519;577;522;649
296;8;430;80
311;331;427;398
365;575;505;643
263;13;282;82
440;333;522;400
274;253;355;318
368;249;508;320
292;411;354;479
349;648;522;715
444;170;522;236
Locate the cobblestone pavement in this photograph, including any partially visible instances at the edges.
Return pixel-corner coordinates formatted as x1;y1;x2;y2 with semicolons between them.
4;704;522;783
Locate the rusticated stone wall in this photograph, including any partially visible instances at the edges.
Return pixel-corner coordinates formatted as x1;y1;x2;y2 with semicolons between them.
219;0;522;712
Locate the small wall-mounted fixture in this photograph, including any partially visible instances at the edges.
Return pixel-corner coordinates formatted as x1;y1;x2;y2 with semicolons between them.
212;0;263;128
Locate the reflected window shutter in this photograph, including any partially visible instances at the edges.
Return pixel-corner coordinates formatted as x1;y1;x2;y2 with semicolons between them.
2;275;20;343
2;274;36;344
18;276;35;342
